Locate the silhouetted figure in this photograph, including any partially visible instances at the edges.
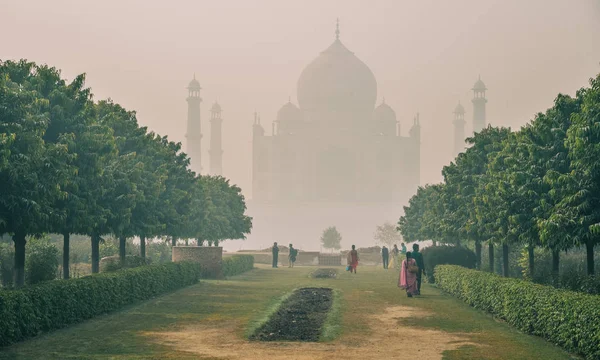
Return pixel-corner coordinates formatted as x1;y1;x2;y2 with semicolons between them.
381;246;389;269
272;242;279;268
412;243;426;295
390;244;399;269
288;244;297;268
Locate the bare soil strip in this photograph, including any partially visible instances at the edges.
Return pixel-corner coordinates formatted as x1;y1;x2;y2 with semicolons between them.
249;287;333;341
148;306;475;360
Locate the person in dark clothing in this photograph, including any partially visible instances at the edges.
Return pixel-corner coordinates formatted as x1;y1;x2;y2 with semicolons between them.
381;246;389;269
288;244;297;268
412;243;426;295
272;242;279;268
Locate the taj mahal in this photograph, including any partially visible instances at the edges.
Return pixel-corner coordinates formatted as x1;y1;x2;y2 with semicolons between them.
185;22;487;249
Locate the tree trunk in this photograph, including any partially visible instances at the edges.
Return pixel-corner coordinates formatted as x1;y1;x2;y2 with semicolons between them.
488;243;494;273
171;237;177;247
586;240;595;276
502;244;509;277
140;235;146;259
13;230;26;287
196;238;201;246
63;232;70;279
475;241;482;270
551;249;560;277
91;233;100;273
119;236;126;264
528;244;535;279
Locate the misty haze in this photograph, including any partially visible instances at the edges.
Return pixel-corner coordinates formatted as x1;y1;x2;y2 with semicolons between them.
1;1;600;359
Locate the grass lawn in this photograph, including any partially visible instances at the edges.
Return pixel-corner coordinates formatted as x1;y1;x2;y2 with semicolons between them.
0;265;577;360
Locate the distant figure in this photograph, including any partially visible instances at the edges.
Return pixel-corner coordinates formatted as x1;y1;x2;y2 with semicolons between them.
412;243;426;295
288;244;298;268
381;246;389;269
399;251;418;297
401;243;407;254
347;245;359;274
272;242;279;268
390;244;399;270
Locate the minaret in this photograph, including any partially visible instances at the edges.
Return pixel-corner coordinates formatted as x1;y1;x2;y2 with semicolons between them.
252;112;265;200
209;102;223;176
453;102;466;155
472;75;487;133
186;75;202;173
409;113;421;186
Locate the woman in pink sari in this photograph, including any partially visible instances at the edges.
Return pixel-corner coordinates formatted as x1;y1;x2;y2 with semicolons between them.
398;252;418;297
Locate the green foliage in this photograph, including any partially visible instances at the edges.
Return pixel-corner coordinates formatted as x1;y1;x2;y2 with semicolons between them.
320;226;342;251
99;255;149;273
222;255;254;277
25;237;59;285
0;261;200;347
435;265;600;360
422;246;476;282
0;242;14;287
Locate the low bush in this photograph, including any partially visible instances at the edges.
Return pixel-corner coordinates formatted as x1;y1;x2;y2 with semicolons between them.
0;261;200;347
222;255;254;277
421;245;476;282
0;243;14;287
25;238;59;285
435;265;600;360
99;255;150;272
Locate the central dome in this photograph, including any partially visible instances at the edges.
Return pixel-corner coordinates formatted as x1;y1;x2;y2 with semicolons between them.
297;35;377;115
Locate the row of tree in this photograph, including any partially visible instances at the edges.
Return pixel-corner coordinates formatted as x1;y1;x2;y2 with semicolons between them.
0;60;252;286
398;73;600;277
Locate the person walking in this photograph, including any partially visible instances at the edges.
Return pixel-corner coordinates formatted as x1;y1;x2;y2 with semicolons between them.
400;243;407;255
398;251;419;297
381;246;389;269
347;245;359;274
412;243;426;295
390;244;399;270
272;242;279;268
288;244;297;268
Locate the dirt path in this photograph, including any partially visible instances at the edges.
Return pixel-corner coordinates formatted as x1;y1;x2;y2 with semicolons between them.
146;306;475;360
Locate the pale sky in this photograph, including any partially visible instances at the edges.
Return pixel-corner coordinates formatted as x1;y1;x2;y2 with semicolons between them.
3;0;600;198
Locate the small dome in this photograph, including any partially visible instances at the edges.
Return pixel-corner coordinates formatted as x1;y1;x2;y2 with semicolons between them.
211;102;222;112
276;100;302;123
373;100;396;123
454;102;465;114
188;75;201;89
472;76;486;91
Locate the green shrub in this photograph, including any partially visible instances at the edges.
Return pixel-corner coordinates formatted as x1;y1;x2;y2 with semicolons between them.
435;265;600;360
421;245;476;282
0;261;200;347
222;255;254;277
99;255;149;272
0;243;14;287
25;238;59;285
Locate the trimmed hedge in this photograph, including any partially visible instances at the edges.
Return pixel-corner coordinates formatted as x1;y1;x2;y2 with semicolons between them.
435;265;600;360
0;261;200;347
222;255;254;277
421;245;476;282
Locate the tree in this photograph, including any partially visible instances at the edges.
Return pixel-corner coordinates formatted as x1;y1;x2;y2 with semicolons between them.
320;226;342;252
0;60;74;286
553;74;600;275
374;222;403;248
